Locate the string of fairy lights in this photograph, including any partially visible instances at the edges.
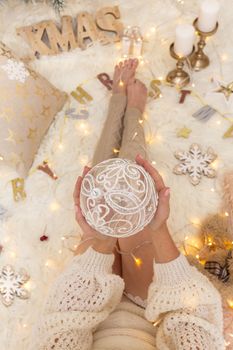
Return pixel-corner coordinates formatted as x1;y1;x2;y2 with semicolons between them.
0;0;233;345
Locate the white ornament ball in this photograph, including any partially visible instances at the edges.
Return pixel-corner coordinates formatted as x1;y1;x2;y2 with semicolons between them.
80;158;158;238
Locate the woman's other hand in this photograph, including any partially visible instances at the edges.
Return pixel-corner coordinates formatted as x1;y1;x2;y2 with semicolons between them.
73;166;117;255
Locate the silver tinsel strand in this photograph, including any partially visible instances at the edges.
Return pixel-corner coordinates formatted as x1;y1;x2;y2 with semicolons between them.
18;0;65;11
52;0;65;11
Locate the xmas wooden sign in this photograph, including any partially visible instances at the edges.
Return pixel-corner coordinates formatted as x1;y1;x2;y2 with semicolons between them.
17;6;123;58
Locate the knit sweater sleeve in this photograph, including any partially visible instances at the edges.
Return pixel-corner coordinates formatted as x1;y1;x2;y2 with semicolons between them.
145;254;225;350
30;247;124;350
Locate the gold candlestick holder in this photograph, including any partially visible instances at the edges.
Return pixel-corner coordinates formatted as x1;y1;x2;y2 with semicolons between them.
166;43;194;88
190;18;218;71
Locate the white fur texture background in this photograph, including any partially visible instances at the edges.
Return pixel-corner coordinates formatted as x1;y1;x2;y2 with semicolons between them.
0;0;232;348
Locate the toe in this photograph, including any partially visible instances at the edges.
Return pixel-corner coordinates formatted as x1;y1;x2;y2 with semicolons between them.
123;59;128;68
133;58;139;70
129;59;134;68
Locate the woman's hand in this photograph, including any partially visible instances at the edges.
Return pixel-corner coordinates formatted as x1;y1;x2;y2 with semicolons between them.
73;166;117;255
135;154;170;232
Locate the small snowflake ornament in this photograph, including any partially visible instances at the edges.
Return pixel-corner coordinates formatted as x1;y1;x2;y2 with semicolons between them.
173;143;217;186
0;265;30;306
1;59;29;83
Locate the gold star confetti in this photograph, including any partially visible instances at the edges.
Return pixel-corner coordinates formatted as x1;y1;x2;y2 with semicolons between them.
21;105;34;123
42;105;51;118
223;125;233;138
35;85;46;99
0;107;13;123
5;129;17;144
177;126;192;139
15;83;29;98
215;81;233;102
0;44;12;58
27;128;37;140
5;129;24;144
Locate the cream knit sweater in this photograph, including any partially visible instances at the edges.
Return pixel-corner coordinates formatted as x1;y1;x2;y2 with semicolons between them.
30;247;225;350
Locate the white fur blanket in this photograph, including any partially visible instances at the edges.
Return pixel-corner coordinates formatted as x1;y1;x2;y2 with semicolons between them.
0;0;232;348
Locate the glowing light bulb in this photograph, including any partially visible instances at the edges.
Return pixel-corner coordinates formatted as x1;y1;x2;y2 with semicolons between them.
0;154;3;161
58;249;62;254
45;259;55;268
216;120;221;125
225;212;229;217
80;123;86;130
119;80;124;87
150;27;156;33
58;143;64;150
133;256;143;267
196;254;200;259
152;161;156;165
221;54;228;62
4;236;10;243
84;129;90;136
79;155;89;165
10;251;16;259
212;160;218;169
139;119;143;124
227;299;233;309
24;281;32;291
113;148;120;154
191;218;200;226
210;188;215;192
49;201;60;211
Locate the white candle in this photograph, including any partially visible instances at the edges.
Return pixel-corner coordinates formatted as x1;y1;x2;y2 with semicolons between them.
198;0;220;33
174;24;195;57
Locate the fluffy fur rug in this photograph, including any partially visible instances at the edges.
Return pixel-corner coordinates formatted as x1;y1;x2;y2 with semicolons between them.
0;0;232;348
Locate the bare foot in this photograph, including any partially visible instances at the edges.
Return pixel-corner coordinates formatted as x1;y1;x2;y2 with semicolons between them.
112;59;138;94
127;79;148;114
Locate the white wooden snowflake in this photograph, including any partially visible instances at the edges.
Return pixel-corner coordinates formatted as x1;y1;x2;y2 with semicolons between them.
173;143;217;186
0;265;30;306
1;59;29;83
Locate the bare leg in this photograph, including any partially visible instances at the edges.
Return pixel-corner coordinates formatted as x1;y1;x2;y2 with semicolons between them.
91;59;138;276
118;80;155;300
